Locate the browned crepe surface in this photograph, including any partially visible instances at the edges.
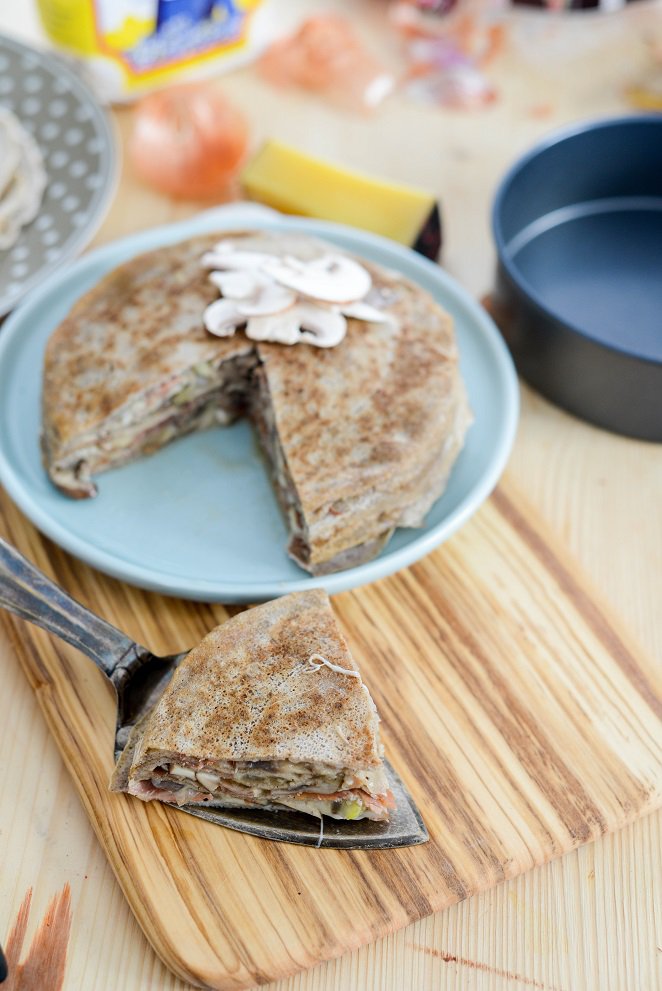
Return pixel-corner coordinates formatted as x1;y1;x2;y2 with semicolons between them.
112;589;382;790
43;230;471;570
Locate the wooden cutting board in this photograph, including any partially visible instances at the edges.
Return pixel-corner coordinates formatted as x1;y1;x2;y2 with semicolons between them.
1;479;660;991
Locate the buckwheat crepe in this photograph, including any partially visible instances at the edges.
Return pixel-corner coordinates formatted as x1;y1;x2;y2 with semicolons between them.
42;230;471;573
111;589;395;822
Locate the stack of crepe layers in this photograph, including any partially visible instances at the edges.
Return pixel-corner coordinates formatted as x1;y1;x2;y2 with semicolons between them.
0;106;46;251
111;590;395;823
41;230;472;575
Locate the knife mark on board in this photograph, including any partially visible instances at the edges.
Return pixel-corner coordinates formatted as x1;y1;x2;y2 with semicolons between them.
410;943;567;991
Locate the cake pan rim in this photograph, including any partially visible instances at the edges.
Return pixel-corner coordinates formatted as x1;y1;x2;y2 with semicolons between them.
492;112;662;367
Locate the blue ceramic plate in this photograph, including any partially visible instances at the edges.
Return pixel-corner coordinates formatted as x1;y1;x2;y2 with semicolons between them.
0;205;518;602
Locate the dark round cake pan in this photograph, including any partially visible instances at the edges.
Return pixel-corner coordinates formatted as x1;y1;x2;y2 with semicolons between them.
492;114;662;442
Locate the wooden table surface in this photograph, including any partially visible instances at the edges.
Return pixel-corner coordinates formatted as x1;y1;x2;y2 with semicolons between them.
1;3;661;990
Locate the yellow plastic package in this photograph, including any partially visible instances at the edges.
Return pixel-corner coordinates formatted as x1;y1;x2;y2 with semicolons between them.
36;0;270;101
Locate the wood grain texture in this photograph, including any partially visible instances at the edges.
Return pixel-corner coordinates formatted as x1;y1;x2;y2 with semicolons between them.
1;5;662;990
4;885;72;991
0;476;659;991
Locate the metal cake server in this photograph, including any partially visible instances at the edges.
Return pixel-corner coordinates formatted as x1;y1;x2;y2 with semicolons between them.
0;537;428;850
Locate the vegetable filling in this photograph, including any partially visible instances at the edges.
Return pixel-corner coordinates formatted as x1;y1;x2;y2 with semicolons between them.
129;758;395;821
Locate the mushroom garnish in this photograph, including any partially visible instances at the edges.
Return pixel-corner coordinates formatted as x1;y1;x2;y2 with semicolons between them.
203;298;244;338
202;242;393;347
236;282;297;316
340;300;391;323
201;243;274;271
263;254;372;303
209;270;297;316
208;270;258;299
297;303;347;348
243;311;302;345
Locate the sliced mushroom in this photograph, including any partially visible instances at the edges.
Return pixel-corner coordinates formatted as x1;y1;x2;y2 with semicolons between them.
263;254;372;304
297;302;347;348
196;770;221;792
201;244;392;347
236;281;297;316
209;270;260;300
281;254;309;272
340;300;391;323
170;765;197;780
203;298;244;337
246;311;303;345
202;248;275;271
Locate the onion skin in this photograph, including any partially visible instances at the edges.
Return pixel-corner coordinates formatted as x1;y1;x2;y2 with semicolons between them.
259;16;393;113
129;82;249;200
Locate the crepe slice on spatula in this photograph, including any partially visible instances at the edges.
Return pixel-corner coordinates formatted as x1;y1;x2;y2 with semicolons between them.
111;589;395;824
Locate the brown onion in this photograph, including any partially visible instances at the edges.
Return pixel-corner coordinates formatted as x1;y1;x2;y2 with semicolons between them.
129;82;249;200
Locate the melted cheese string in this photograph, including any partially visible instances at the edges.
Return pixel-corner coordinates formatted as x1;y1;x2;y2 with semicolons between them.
305;653;361;679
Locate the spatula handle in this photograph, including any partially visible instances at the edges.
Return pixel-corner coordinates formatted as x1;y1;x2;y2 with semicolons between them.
0;537;142;677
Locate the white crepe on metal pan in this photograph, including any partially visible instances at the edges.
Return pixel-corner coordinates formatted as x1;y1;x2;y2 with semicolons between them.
0;107;46;251
0;109;20;201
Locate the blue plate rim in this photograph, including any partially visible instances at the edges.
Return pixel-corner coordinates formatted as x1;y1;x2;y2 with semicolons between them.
0;205;519;600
